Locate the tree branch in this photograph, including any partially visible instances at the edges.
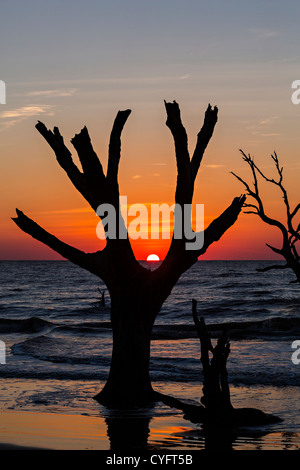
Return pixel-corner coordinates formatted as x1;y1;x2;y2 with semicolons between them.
35;113;135;251
291;243;299;262
232;153;290;248
153;195;246;313
266;243;283;255
231;170;255;198
191;104;218;181
164;100;191;205
69;126;108;211
156;102;245;284
291;203;300;220
107;110;131;187
242;151;299;242
196;195;246;257
11;209;103;276
36;121;88;201
256;263;289;272
191;299;213;370
163;101;231;258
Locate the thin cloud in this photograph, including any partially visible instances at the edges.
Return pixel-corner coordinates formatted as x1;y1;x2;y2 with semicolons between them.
260;133;281;137
0;104;54;129
246;116;281;140
0;119;19;131
26;88;77;98
259;116;280;125
205;164;225;169
1;105;54;119
249;28;278;38
266;56;299;64
13;75;192;88
132;175;142;179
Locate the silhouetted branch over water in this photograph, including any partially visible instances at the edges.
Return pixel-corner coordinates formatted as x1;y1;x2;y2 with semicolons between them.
232;150;300;283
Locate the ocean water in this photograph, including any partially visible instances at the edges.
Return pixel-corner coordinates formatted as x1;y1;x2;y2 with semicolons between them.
0;260;300;450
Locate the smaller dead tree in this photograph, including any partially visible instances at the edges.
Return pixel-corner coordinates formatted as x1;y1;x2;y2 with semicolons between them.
187;299;281;434
192;299;233;425
232;150;300;283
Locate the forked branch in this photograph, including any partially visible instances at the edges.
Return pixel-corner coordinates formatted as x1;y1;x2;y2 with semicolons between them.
13;109;136;276
156;102;245;283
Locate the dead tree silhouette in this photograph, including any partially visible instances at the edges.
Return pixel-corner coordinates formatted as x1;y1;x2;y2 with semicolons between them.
232;150;300;284
12;101;245;406
187;299;281;439
192;299;232;419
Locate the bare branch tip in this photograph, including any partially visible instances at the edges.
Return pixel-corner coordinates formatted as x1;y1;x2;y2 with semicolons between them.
13;209;25;222
35;120;46;130
71;126;89;143
120;109;131;116
53;126;61;135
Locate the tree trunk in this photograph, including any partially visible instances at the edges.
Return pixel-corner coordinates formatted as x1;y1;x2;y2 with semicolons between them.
94;287;159;406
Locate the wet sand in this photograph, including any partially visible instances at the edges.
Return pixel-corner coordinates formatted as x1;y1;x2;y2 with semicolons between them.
1;408;300;451
0;409;198;451
0;410;109;450
1;379;300;451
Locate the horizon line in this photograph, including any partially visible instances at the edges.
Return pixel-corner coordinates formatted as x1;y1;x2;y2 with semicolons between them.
0;258;284;262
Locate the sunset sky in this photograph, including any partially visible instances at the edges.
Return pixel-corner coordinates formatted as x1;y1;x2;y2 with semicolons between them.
1;0;300;260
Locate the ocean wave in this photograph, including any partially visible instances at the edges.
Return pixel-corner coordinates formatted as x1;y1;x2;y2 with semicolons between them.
12;335;112;365
51;323;112;336
0;316;53;333
5;335;300;387
3;314;300;339
151;316;300;339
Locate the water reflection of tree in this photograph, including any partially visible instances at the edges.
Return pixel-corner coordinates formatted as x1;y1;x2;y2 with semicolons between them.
102;407;292;451
105;411;151;451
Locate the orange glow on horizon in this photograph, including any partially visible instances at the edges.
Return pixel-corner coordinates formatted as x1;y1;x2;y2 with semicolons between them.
2;208;285;261
1;102;299;261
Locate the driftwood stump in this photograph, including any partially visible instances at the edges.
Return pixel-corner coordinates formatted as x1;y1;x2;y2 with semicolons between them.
190;299;281;430
192;298;233;425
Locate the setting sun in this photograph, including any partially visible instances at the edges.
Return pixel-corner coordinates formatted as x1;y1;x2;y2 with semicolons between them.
146;254;160;261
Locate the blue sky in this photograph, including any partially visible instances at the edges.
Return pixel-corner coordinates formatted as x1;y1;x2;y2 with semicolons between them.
2;1;300;87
